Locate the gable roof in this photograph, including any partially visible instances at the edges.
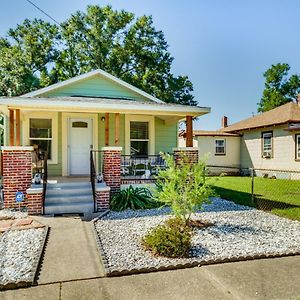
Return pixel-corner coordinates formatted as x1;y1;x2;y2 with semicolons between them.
21;69;165;104
223;102;300;133
0;96;210;118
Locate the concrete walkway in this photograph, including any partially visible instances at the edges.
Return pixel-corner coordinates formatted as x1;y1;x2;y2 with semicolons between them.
1;215;300;299
34;215;105;284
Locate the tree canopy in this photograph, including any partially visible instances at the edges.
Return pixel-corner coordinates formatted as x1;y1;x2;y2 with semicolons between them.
0;5;196;106
258;63;300;112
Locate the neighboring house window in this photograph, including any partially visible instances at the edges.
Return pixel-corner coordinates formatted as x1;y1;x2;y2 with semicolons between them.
130;121;149;157
262;131;273;158
29;118;52;159
215;139;226;155
296;134;300;160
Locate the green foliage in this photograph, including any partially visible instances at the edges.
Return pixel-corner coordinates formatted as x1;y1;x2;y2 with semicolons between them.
258;63;300;112
0;19;59;96
154;153;214;222
142;217;192;258
0;5;196;106
110;185;157;211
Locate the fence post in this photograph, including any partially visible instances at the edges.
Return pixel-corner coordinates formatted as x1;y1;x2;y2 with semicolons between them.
251;168;255;206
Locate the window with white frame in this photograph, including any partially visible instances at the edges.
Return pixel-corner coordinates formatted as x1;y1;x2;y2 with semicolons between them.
130;121;149;157
262;131;273;158
296;134;300;160
29;118;52;159
215;139;226;155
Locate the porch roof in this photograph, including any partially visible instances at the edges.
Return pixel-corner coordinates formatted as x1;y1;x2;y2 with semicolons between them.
0;96;210;118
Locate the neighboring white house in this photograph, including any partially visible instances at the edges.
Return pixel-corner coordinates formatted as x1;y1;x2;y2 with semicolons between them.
181;102;300;177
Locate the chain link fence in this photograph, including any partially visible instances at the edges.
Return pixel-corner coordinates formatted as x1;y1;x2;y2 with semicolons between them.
208;165;300;211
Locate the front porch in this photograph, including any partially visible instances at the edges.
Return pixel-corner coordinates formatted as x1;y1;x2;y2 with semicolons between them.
3;104;200;177
0;96;207;215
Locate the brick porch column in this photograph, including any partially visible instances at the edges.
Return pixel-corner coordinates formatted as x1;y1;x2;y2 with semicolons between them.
173;147;199;165
101;146;122;194
1;146;33;210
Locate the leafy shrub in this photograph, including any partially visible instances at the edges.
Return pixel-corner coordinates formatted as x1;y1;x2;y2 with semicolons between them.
142;217;192;258
154;153;214;223
110;185;157;211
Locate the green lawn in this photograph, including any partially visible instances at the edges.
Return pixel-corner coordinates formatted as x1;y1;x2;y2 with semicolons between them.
211;176;300;221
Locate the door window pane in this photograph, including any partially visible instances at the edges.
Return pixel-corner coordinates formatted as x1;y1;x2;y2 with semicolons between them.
72;121;88;128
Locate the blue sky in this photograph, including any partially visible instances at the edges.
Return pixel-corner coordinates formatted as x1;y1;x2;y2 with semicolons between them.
1;0;300;129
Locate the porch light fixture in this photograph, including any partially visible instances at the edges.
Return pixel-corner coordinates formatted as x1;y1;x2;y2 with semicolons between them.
101;116;106;122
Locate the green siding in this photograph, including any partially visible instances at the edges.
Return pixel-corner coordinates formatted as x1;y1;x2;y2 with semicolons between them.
48;112;62;176
155;117;177;154
43;75;150;102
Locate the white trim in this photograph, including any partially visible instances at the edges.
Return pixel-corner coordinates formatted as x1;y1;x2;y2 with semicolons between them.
26;187;43;194
2;97;211;118
21;69;164;104
95;183;111;192
125;115;155;156
101;146;122;151
1;146;34;151
62;112;98;176
22;111;58;164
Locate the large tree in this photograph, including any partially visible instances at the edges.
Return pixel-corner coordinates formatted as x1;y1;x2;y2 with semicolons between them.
0;5;196;105
258;63;300;112
0;19;59;96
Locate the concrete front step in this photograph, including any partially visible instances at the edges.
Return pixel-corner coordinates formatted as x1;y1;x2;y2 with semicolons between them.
44;181;94;214
45;194;93;204
44;202;95;215
46;187;93;197
47;182;91;189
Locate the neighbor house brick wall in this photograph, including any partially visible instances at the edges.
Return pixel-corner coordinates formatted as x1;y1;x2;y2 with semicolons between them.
173;147;199;165
102;147;122;194
1;146;33;210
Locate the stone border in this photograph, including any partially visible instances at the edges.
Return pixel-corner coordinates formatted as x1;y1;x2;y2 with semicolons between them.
0;226;49;291
91;216;110;275
93;217;300;277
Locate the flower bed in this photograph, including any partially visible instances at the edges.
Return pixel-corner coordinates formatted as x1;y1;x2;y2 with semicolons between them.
93;198;300;276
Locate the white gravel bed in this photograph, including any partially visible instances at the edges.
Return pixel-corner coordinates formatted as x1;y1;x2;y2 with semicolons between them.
0;209;28;220
0;228;45;286
94;198;300;274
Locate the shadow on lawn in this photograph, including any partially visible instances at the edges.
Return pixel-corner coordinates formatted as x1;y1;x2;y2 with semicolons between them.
213;186;300;211
213;186;254;207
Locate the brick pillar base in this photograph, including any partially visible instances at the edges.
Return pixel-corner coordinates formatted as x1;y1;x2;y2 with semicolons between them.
1;146;34;210
26;187;43;215
173;147;199;166
95;184;111;210
102;147;122;194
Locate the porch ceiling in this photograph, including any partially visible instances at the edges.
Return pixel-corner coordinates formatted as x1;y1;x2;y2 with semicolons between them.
0;96;211;118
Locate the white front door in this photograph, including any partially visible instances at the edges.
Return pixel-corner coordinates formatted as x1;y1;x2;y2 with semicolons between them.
68;118;93;175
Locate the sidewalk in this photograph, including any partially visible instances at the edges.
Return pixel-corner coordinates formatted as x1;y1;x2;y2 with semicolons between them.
35;215;105;284
1;215;300;300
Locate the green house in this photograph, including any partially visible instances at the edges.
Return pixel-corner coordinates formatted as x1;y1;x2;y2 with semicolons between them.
1;69;210;177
